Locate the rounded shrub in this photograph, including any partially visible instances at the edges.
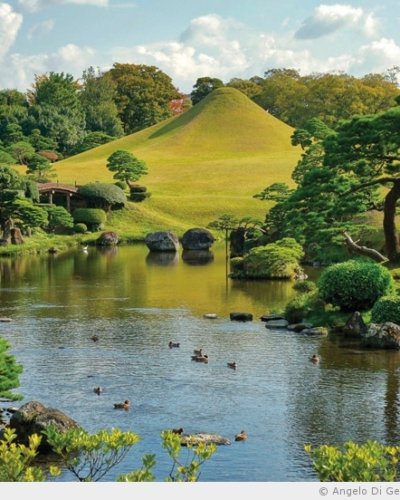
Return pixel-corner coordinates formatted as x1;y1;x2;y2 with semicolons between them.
371;296;400;325
72;208;106;225
318;260;395;311
114;181;127;190
73;223;87;234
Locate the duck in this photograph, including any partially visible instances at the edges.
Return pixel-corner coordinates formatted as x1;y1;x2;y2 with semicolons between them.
169;341;180;348
235;430;247;442
114;399;130;409
82;245;88;252
93;386;102;394
193;348;203;355
172;427;184;435
227;361;237;369
309;354;320;363
91;335;99;342
191;354;209;363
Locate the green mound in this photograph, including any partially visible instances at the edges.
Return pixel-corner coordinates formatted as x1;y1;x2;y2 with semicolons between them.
41;88;302;233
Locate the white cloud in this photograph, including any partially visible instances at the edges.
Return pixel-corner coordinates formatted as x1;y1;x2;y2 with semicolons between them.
295;4;367;40
356;38;400;73
0;3;23;60
27;19;55;39
18;0;108;12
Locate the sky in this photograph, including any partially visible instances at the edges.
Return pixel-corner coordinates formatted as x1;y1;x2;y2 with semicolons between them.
1;0;400;94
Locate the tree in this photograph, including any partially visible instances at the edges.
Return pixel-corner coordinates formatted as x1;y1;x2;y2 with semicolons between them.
79;66;124;138
106;150;148;187
6;141;34;165
70;131;116;156
105;63;180;134
26;153;56;181
190;77;224;105
44;206;74;233
226;77;262;99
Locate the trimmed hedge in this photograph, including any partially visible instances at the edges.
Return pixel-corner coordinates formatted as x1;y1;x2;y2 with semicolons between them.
72;208;106;224
371;296;400;325
73;223;87;234
318;260;395;311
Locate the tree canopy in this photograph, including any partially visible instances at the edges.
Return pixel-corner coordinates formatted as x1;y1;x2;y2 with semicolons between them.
106;150;148;187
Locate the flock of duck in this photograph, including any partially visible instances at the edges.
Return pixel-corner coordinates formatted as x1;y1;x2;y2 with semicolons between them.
89;335;318;438
169;342;237;369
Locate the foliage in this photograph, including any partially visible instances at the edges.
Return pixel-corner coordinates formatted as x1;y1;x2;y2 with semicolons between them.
106;63;180;133
44;206;74;232
191;77;224;105
0;336;23;400
305;440;400;482
106;150;148;187
371;296;400;324
160;431;217;482
70;131;117;156
284;292;317;324
6;141;35;165
26;153;56;181
73;223;87;234
292;280;317;293
318;260;395;311
72;208;106;224
11;199;49;234
239;237;304;279
44;426;139;482
77;183;126;211
0;428;60;482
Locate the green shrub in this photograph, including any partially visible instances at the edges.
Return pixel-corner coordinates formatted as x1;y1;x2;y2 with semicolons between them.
114;181;127;191
73;223;87;234
129;185;147;193
318;260;395;312
229;257;244;276
72;208;106;224
305;441;400;482
241;237;304;279
129;192;151;203
371;296;400;324
78;183;127;211
284;292;323;324
293;280;317;293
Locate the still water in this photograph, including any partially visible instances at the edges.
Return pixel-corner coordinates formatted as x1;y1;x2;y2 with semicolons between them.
1;242;400;482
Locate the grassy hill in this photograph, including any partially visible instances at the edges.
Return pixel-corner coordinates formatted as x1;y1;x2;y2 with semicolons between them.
44;87;302;237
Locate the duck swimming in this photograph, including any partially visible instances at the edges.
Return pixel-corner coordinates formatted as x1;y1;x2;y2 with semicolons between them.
193;348;203;355
309;354;320;363
191;354;209;363
91;335;99;342
114;399;130;409
235;430;247;442
172;427;184;435
169;341;180;348
227;361;237;369
93;386;102;394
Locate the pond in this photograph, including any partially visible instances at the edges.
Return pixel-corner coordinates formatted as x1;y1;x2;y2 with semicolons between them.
1;242;400;482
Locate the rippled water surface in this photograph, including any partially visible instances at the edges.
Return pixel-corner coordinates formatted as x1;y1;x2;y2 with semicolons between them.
1;243;400;482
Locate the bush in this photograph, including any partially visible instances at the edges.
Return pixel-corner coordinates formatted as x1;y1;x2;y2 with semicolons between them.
293;280;317;293
73;223;87;234
241;237;304;279
72;208;106;225
78;183;127;211
114;181;127;191
371;296;400;324
284;292;322;324
318;260;395;312
129;192;151;203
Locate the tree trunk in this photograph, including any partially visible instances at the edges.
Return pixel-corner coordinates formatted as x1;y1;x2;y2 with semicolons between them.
342;232;387;263
383;180;400;261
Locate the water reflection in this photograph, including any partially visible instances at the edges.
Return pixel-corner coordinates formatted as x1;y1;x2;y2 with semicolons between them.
146;251;179;266
182;249;214;266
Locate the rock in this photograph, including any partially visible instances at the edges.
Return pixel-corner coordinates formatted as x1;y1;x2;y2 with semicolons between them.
361;322;400;349
182;228;214;251
300;327;329;337
11;227;25;245
342;311;367;338
0;317;12;322
287;322;313;332
260;314;286;322
48;246;59;254
203;314;218;319
9;401;80;453
180;432;231;446
96;231;118;246
264;319;289;329
145;231;180;252
230;312;253;322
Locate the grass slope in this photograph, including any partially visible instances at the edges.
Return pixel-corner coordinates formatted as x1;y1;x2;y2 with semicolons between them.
47;88;302;234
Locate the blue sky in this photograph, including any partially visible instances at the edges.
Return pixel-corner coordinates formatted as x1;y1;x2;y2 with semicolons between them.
2;0;400;93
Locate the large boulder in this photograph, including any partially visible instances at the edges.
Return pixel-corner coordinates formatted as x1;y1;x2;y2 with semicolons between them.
230;312;253;322
180;432;231;446
96;231;118;246
145;231;179;252
361;322;400;349
182;228;214;251
9;401;80;453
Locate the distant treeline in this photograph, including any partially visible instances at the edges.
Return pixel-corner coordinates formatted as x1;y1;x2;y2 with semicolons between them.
0;64;399;165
